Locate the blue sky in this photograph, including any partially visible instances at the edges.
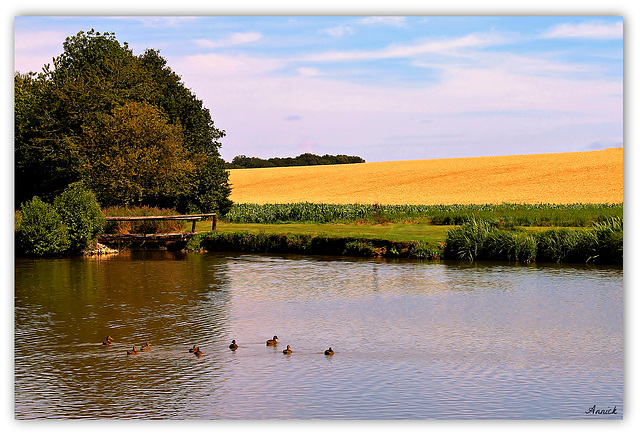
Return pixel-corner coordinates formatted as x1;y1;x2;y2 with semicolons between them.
14;15;623;163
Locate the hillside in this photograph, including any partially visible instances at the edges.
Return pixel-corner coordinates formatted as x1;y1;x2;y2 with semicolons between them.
227;148;623;205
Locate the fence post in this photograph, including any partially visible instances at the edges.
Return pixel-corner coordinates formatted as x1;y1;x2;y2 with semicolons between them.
212;214;217;231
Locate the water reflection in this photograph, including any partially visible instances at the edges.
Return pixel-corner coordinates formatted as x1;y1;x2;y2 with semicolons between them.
15;252;622;419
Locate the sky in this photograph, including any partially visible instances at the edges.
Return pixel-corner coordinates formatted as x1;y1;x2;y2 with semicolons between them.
13;14;624;163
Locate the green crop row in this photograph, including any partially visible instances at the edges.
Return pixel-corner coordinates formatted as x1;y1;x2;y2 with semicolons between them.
223;202;623;227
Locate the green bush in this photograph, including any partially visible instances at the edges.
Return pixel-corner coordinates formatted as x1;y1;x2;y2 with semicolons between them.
54;184;105;253
16;196;70;256
343;240;378;257
409;241;441;260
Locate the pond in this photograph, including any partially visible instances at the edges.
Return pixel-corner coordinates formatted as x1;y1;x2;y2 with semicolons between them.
14;251;623;419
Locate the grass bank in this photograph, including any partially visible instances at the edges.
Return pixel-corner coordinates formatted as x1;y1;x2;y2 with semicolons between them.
190;217;622;265
186;230;442;260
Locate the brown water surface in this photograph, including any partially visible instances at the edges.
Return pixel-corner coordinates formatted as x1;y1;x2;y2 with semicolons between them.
14;252;623;419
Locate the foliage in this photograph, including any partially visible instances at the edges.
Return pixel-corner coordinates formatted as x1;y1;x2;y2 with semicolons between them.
223;202;622;227
14;29;231;213
84;101;194;207
226;153;365;169
343;240;378;257
53;183;105;253
408;241;442;260
15;197;70;256
187;231;442;260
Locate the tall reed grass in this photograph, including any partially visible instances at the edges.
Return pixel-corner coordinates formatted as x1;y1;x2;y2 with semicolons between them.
444;217;622;264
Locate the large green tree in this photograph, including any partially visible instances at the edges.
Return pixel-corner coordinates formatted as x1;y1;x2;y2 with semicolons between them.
15;29;232;213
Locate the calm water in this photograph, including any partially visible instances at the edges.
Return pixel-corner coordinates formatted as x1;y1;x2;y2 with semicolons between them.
14;251;623;419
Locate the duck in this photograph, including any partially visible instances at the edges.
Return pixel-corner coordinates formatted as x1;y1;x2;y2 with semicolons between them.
102;336;113;346
188;345;198;353
282;345;292;354
140;342;151;351
126;345;139;355
229;340;238;350
324;347;334;355
266;335;279;346
193;346;203;357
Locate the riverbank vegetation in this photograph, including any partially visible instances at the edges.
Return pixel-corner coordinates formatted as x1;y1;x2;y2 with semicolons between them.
15;184;105;256
185;215;622;264
15;199;623;264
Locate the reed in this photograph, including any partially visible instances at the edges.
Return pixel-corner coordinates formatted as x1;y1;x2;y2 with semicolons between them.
444;218;622;264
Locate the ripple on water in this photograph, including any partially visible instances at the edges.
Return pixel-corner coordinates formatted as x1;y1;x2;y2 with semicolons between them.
14;253;623;419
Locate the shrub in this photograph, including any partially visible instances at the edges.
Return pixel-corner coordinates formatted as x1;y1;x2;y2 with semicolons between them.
16;197;70;256
409;241;441;260
343;240;378;257
54;183;106;253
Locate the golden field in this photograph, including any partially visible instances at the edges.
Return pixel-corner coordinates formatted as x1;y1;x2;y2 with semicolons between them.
227;148;623;205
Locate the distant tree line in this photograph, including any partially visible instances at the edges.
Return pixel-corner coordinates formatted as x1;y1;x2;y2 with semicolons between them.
226;153;365;169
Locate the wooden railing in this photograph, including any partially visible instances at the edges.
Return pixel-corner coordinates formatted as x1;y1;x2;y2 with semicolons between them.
105;213;217;233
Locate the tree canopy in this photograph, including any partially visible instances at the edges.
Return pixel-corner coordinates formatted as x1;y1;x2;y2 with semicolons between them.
15;29;232;214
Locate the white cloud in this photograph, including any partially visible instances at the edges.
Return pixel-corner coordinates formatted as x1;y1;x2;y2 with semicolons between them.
173;52;282;78
541;21;623;39
302;32;507;62
358;17;407;28
296;67;322;77
194;32;263;49
322;25;354;37
123;17;198;28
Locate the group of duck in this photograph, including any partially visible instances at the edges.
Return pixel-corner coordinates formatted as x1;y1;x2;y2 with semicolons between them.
102;335;335;356
102;336;152;355
234;335;334;355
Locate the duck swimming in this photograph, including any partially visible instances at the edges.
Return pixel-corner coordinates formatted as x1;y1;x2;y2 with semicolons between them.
229;340;238;350
266;335;279;346
102;336;113;345
188;345;198;353
193;346;203;357
324;347;334;355
126;345;139;355
140;342;151;351
282;345;292;354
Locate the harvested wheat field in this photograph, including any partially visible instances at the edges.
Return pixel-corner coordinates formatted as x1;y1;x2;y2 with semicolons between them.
228;148;623;205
